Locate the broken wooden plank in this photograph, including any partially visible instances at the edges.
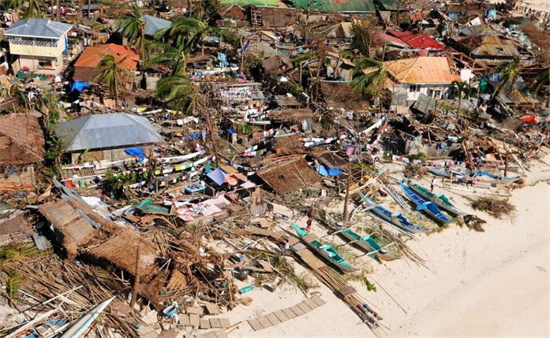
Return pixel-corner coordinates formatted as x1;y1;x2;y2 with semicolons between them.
289;305;305;317
282;307;297;319
247;318;263;331
303;298;319;310
200;319;211;329
219;318;230;328
273;309;289;322
297;301;312;313
310;295;326;307
257;316;272;328
209;318;222;328
265;312;281;326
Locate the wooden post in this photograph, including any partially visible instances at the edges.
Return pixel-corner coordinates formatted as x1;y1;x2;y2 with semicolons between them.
504;152;508;177
343;161;352;223
131;244;141;308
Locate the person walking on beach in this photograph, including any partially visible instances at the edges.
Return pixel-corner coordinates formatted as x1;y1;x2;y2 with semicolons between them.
306;217;313;232
284;239;290;252
430;177;435;192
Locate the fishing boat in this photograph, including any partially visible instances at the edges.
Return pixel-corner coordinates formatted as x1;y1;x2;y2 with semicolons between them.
358;192;426;235
60;297;116;338
290;221;357;273
406;180;465;216
399;183;452;224
326;215;400;261
472;171;521;184
428;167;467;178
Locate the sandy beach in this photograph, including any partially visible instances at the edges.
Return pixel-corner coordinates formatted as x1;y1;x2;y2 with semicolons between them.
225;153;550;337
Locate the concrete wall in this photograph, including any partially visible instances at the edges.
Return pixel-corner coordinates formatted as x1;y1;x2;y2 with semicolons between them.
9;37;65;58
17;55;64;75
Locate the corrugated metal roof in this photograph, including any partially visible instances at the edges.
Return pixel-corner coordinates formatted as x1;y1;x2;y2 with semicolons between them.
56;113;163;152
458;35;520;58
384;57;460;84
293;0;375;12
143;15;172;36
387;30;445;50
5;19;72;38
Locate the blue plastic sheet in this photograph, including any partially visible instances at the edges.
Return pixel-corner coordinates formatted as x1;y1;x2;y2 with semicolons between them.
71;81;90;92
124;147;145;162
317;164;342;177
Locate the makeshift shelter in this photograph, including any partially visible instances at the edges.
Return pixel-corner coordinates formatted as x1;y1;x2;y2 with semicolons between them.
314;152;347;177
56;113;163;164
257;157;320;194
0;114;44;189
88;230;157;278
38;199;99;258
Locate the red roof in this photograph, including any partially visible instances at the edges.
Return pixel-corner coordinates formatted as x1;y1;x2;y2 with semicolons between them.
373;32;409;48
387;30;445;50
75;44;140;69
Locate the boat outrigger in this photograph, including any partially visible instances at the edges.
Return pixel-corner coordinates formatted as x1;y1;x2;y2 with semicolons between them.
406;180;465;216
399;183;452;224
325;215;401;261
290;221;358;273
60;297;116;338
359;192;426;235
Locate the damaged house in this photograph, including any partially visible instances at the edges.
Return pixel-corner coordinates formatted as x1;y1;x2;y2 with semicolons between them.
257;157;320;194
55;113;163;165
0;114;45;190
384;56;461;106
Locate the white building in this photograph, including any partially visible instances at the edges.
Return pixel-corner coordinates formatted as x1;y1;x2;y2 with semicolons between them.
384;57;461;107
5;18;73;76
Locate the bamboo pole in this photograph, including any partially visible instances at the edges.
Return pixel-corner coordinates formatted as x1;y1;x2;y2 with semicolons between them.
130;244;141;308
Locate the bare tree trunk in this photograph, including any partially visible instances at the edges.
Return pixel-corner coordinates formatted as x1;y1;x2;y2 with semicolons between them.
343;161;351;224
88;0;91;19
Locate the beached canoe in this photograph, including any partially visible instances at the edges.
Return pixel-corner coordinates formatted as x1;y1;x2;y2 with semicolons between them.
326;215;400;261
472;171;521;184
358;192;426;235
428;167;467;178
406;181;465;216
290;221;358;273
60;297;116;338
399;183;452;224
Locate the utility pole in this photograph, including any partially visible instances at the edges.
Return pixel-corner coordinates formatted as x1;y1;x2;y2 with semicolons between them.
343;161;352;224
130;244;141;308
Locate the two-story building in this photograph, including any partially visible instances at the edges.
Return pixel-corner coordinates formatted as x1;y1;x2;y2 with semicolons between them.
5;18;73;75
384;56;461;107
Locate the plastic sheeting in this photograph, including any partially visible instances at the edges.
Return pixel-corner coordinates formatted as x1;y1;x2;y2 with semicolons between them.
124;147;145;162
207;168;227;186
317;164;342;177
71;81;89;92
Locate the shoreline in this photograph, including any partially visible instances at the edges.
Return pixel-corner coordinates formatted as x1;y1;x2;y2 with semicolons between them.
226;162;550;337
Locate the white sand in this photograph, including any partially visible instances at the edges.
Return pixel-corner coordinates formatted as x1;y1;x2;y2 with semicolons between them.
227;156;550;337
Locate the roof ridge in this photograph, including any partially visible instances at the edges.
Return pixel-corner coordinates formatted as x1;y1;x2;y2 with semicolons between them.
402;57;419;82
67;115;94;150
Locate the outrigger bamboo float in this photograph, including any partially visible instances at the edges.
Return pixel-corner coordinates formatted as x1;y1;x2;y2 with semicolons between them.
290;221;358;273
60;297;116;338
399;183;452;224
359;192;427;235
406;180;465;216
326;215;401;261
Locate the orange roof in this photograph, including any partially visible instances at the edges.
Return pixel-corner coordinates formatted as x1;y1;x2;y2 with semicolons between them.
74;43;140;70
384;57;460;84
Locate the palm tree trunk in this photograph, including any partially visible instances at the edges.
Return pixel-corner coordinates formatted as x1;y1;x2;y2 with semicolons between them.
457;95;461;117
88;0;91;19
56;0;59;20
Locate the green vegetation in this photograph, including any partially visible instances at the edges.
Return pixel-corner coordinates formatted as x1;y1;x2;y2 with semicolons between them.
471;197;516;219
93;55;133;106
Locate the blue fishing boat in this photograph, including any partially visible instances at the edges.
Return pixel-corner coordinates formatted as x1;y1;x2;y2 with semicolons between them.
326;215;401;261
399;183;452;224
472;171;521;184
290;221;358;273
428;167;466;178
406;180;465;216
358;192;426;235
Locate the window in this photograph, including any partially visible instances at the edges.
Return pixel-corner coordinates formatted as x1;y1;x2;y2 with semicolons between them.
38;59;54;69
409;85;420;92
10;37;58;47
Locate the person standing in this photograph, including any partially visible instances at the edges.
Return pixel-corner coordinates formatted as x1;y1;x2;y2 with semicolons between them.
306;217;313;232
430;177;435;192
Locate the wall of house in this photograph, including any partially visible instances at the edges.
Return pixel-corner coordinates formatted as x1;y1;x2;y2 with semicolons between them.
9;37;65;58
404;84;452;102
0;165;36;188
69;146;155;165
17;55;64;75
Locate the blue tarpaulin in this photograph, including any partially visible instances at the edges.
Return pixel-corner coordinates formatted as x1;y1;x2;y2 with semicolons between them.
124;147;145;162
227;128;236;134
207;168;227;186
317;164;342;177
71;81;90;92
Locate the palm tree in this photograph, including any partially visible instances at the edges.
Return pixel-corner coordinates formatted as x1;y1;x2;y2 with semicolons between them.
93;55;133;107
1;0;44;18
152;17;208;75
452;81;475;116
351;57;387;99
116;4;147;59
155;75;203;115
492;56;521;100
